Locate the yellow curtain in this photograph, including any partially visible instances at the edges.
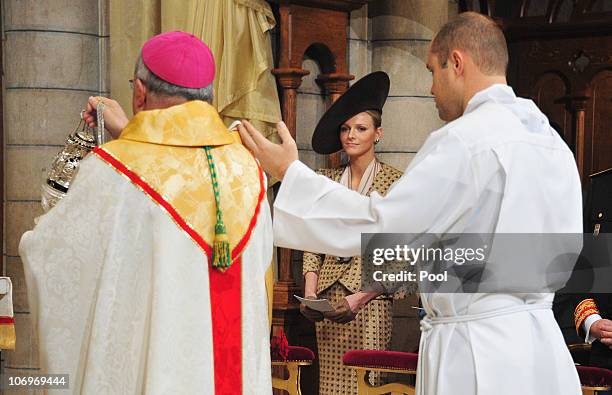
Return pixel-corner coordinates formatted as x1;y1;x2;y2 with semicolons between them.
110;0;282;139
109;0;161;116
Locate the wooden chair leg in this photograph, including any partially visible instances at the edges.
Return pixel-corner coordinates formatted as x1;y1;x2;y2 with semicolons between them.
582;387;612;395
271;362;302;395
354;367;415;395
286;363;301;395
355;368;370;395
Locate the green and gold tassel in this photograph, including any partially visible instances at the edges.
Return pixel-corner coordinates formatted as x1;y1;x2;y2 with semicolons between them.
205;146;232;270
212;222;231;269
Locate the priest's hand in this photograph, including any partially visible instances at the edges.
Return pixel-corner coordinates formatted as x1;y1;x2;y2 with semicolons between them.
84;96;129;139
238;120;298;181
592;318;612;348
300;295;324;322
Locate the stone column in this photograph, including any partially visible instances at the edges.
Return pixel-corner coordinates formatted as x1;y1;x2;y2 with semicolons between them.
347;0;452;353
368;0;448;171
294;58;329;173
2;0;109;385
316;73;354;167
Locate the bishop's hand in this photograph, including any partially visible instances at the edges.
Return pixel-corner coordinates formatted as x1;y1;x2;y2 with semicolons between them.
237;120;298;181
84;96;129;140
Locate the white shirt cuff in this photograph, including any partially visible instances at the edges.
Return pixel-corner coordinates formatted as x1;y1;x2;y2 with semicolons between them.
584;314;603;344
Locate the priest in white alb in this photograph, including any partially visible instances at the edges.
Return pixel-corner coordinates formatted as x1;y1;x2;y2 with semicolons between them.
20;32;273;394
238;12;583;395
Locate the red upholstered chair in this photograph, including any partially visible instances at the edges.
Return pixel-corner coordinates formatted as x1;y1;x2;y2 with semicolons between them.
576;365;612;395
270;331;315;395
343;350;418;395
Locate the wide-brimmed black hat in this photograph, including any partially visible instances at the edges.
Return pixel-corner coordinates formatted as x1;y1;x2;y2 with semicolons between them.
312;71;390;154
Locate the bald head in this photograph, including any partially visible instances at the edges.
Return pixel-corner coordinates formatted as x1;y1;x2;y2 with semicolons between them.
431;12;508;76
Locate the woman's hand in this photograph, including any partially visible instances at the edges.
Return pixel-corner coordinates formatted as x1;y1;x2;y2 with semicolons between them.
323;298;358;324
324;291;383;324
300;295;324;322
345;292;368;313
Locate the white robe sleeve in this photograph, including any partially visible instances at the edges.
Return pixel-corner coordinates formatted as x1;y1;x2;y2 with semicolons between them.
273;132;478;257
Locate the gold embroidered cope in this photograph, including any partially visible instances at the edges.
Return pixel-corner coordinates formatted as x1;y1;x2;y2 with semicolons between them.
99;100;263;254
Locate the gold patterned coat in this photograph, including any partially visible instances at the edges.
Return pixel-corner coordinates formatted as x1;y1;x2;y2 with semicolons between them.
303;162;405;298
302;161;404;395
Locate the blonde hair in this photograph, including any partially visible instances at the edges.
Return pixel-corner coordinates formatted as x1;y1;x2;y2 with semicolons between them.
364;110;382;128
431;12;508;76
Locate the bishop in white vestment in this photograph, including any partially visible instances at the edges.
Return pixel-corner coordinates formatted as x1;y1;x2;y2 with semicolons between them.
20;32;273;395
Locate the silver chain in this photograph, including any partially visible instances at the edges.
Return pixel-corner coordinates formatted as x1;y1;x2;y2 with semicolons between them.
96;100;105;146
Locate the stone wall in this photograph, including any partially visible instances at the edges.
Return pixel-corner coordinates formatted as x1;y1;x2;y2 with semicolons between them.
2;0;109;389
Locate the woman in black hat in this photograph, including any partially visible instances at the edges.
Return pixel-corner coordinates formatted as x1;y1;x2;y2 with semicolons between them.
299;72;406;394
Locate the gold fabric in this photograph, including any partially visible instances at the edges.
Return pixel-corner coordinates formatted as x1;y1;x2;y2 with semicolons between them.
99;101;263;253
0;324;16;350
109;0;160;116
110;0;282;139
302;162;405;395
118;100;234;147
574;298;600;336
195;0;281;138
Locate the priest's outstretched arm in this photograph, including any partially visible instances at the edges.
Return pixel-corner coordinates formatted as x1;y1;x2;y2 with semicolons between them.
238;120;476;258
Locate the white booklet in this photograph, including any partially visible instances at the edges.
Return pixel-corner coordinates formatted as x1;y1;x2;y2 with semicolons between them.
294;295;335;312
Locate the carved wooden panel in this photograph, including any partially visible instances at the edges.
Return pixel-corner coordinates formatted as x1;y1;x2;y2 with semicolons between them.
461;0;612;21
271;0;367;12
270;2;362;393
0;3;3;276
589;71;612;173
592;0;612;12
511;34;612;181
532;72;571;144
467;0;612;347
284;5;348;72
